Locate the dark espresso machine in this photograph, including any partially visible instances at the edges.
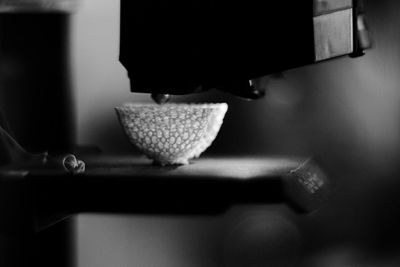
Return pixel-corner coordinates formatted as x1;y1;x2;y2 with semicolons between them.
120;0;370;102
0;1;370;267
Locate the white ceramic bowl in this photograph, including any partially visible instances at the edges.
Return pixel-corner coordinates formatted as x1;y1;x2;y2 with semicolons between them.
116;103;228;165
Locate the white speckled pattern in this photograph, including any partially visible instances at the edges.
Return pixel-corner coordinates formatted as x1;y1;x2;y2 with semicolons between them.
116;103;228;165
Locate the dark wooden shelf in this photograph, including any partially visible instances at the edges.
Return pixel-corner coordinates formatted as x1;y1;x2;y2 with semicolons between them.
0;155;333;267
2;155;333;232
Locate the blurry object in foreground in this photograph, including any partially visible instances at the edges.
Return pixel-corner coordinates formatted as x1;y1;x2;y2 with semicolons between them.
283;159;334;213
116;103;228;165
0;0;79;12
223;209;302;267
0;121;85;175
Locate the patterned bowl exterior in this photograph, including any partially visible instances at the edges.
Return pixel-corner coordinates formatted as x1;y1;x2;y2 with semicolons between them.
116;103;228;165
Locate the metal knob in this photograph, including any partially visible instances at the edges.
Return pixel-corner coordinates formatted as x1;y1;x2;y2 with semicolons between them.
151;94;171;104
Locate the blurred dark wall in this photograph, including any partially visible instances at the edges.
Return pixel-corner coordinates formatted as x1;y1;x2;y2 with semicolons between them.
0;13;75;154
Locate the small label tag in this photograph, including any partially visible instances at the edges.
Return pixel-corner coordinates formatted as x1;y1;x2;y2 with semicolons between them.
296;170;325;194
283;159;334;213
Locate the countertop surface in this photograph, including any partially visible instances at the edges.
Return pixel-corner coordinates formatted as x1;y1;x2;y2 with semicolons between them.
1;155;331;231
30;155;302;179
